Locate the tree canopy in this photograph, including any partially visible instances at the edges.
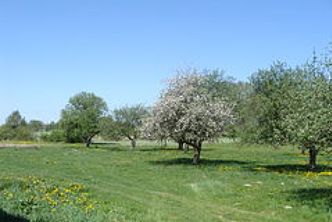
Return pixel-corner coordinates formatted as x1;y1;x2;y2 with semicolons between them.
147;69;234;164
60;92;108;147
113;104;149;148
240;49;332;169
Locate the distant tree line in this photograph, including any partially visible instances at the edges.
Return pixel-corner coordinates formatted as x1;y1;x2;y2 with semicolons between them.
0;110;57;141
0;43;331;168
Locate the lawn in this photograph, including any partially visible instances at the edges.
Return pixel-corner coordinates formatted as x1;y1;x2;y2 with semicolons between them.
0;142;331;222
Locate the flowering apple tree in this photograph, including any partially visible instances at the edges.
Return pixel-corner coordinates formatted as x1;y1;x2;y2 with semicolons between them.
147;70;234;164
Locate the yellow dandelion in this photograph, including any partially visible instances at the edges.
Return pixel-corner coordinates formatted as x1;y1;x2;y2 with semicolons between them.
318;171;332;176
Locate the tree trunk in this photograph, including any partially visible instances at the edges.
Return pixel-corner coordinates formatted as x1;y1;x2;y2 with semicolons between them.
192;142;202;165
184;144;190;153
178;141;184;150
85;138;92;148
300;145;306;155
309;146;318;170
130;139;136;148
159;139;167;147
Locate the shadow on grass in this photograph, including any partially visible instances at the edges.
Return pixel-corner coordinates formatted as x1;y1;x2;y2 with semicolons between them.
91;146;128;152
90;142;130;151
91;144;214;153
150;157;251;166
289;188;332;210
138;147;213;152
139;148;183;152
92;142;119;146
250;164;332;173
0;209;29;222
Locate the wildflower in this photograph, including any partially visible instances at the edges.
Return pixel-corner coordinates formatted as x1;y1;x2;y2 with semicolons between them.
85;204;94;211
318;171;332;176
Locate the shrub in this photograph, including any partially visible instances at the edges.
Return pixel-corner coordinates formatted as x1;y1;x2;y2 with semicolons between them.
40;130;66;142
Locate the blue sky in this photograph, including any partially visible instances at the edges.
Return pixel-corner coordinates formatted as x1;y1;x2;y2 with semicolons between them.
1;0;331;124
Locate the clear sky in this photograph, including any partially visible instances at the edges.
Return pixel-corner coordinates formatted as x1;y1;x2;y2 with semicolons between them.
1;0;331;124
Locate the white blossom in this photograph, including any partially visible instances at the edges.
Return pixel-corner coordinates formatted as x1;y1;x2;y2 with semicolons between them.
144;70;234;164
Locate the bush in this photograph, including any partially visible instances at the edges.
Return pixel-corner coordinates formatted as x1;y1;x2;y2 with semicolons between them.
40;130;66;142
0;126;34;141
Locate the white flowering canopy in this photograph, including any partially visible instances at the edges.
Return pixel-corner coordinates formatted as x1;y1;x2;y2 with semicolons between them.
146;69;234;164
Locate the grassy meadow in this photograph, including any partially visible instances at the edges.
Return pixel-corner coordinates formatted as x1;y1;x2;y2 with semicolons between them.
0;142;331;222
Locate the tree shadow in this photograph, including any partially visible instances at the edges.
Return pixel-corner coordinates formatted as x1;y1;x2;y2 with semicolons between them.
138;147;213;152
138;147;183;152
288;188;332;210
92;142;119;146
0;209;29;222
250;164;332;173
91;144;213;153
89;142;130;152
150;157;252;166
91;146;128;152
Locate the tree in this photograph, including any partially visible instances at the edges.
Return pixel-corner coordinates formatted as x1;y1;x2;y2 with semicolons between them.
148;69;234;164
45;121;57;131
204;70;251;140
28;120;45;132
99;115;122;141
5;110;27;129
113;105;149;148
282;56;332;170
245;62;297;145
0;111;33;141
141;115;169;146
245;50;332;170
60;92;108;147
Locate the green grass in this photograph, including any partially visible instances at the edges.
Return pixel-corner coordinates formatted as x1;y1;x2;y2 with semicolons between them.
0;142;331;222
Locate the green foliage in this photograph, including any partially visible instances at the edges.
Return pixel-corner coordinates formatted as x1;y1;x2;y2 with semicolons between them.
98;116;122;141
243;62;297;145
283;60;332;151
5;110;27;129
204;69;239;103
239;49;332;168
203;70;252;139
28;120;45;132
0;111;33;141
60;92;108;146
240;56;332;148
113;104;149;141
45;121;58;132
15;126;34;141
40;130;66;142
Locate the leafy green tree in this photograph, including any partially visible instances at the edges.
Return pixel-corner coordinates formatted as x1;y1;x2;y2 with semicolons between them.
45;121;57;131
282;56;332;169
5;110;27;129
98;115;122;141
60;92;108;147
113;105;149;148
40;129;66;142
242;62;297;145
0;111;33;141
243;49;332;170
28;120;45;132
